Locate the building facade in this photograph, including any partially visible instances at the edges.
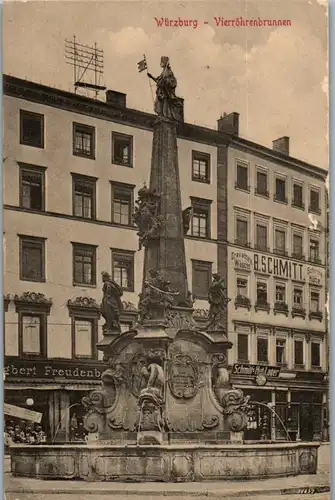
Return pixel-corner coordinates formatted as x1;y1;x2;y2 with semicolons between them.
226;133;328;441
3;75;328;442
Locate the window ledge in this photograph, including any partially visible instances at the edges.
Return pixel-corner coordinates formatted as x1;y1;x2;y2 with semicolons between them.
309;312;323;322
237;359;250;364
294;364;305;370
292;308;306;319
192;176;210;184
292;202;305;211
255;302;270;313
273;196;288;205
20;141;44;150
276;362;288;368
73;282;97;289
73;151;95;160
20;276;46;283
112;160;133;168
308;207;321;215
234;184;250;193
254;190;269;199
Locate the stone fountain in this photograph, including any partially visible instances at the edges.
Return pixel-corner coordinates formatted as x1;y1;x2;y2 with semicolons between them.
10;56;320;482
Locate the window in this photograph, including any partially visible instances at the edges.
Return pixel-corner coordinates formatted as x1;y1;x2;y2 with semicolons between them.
310;239;320;263
309;188;320;213
293;183;304;208
256;170;268;196
73;319;94;359
236;218;248;246
257;338;268;363
275;177;287;203
255;224;268;251
293;287;303;308
310;291;320;312
19;164;45;211
73;123;95;158
191;198;211;238
294;340;304;366
73;244;96;286
21;315;43;356
237;277;248;296
72;174;96;219
237;334;248;362
256;281;268;304
275;283;286;303
192;151;210;183
292;233;303;259
112;132;133;167
192;260;212;299
20;236;45;282
276;339;286;365
20;110;44;148
236;163;248;190
112;250;134;291
111;183;134;225
274;228;286;255
311;342;321;367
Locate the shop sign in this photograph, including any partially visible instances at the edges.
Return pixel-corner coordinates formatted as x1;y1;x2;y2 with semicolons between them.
232;364;281;377
231;252;253;271
4;358;108;381
4;403;42;423
254;253;304;281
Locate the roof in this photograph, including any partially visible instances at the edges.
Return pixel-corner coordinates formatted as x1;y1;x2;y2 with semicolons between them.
3;74;328;180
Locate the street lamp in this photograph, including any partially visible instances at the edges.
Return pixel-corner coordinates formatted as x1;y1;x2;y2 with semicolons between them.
26;398;34;407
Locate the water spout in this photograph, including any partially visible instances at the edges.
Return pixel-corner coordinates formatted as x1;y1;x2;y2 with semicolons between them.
248;400;292;442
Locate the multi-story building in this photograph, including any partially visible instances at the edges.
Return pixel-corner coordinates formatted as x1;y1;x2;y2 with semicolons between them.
3;75;328;442
226;133;328;441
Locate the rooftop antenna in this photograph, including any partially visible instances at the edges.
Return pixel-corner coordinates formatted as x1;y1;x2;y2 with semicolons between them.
65;35;106;99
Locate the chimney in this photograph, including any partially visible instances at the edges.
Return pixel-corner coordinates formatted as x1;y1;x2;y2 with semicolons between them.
272;136;289;155
217;112;239;136
106;90;127;108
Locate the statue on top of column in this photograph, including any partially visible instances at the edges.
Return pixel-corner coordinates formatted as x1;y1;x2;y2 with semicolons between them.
147;56;184;122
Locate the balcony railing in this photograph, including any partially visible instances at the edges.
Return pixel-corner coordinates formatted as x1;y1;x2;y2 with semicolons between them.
292;306;306;319
255;300;270;313
309;310;323;322
274;301;289;317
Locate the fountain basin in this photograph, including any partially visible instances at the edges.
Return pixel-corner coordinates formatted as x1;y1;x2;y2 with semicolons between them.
10;442;319;482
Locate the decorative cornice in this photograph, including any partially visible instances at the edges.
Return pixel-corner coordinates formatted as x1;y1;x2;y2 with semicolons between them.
67;296;99;310
193;308;209;319
14;291;52;313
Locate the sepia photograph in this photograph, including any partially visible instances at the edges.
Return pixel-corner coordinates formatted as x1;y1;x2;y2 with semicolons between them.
2;0;330;498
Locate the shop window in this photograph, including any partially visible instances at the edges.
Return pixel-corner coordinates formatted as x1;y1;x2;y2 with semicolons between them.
111;182;134;226
191;198;211;238
311;342;321;368
294;340;304;366
20;109;44;148
275;177;287;203
293;183;304;209
257;338;268;363
235;162;249;191
192;151;210;183
235;217;248;246
256;170;268;196
255;224;268;251
276;339;286;365
72;174;96;219
192;260;212;300
19;164;45;211
19;236;45;282
72;243;96;286
237;333;248;362
112;249;134;292
73;122;95;159
112;132;133;167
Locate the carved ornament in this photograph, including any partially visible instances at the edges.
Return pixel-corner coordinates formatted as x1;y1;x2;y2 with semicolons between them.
133;184;164;250
168;353;201;399
67;296;99;310
138;269;179;323
14;291;52;313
